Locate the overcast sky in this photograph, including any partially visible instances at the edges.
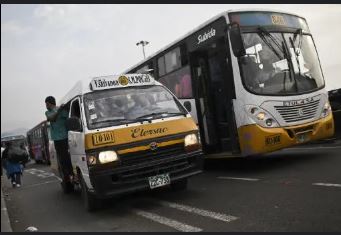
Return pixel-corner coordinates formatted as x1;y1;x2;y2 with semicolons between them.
1;4;341;134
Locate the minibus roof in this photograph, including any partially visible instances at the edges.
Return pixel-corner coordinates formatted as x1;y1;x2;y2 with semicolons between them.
59;74;161;105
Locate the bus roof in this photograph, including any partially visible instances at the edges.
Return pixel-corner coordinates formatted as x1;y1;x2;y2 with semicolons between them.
1;135;26;142
123;9;305;74
58;74;160;105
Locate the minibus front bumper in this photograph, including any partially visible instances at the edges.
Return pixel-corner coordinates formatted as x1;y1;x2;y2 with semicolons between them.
88;150;203;198
238;113;334;156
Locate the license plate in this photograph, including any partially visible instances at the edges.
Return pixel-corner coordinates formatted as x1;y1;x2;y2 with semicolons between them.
92;132;115;146
148;173;170;189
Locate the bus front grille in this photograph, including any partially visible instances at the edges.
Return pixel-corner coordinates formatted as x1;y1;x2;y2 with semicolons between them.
275;100;320;123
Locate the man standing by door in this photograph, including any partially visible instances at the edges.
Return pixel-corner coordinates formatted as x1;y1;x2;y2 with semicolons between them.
45;96;73;192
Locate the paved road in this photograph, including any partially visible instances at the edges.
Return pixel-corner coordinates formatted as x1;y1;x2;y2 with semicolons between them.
2;140;341;232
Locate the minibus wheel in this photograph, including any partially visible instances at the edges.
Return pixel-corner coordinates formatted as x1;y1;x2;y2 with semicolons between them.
170;178;188;191
80;173;100;212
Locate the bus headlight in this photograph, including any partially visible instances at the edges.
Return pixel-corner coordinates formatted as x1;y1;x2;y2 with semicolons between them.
98;151;118;164
256;112;266;121
246;105;279;128
321;101;332;118
265;118;273;127
184;134;201;152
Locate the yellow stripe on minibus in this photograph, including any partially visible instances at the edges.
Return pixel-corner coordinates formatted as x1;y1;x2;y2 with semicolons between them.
84;117;197;150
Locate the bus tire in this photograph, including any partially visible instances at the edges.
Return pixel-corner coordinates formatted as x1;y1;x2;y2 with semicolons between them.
80;173;100;212
170;178;188;191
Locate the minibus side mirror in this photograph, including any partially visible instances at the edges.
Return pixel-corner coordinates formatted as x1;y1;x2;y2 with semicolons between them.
230;22;246;57
183;101;192;112
66;117;82;132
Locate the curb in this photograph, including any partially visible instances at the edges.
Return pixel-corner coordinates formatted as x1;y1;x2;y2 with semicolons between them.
1;180;13;232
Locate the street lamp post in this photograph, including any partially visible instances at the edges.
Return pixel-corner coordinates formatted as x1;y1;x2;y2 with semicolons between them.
136;40;149;59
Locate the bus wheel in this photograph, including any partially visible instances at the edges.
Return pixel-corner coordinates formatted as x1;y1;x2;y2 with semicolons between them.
80;173;100;212
170;178;188;191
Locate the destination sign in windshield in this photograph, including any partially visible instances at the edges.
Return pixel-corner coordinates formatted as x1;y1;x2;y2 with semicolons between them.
228;12;310;32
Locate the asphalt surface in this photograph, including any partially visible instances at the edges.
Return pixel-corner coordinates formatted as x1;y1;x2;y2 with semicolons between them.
2;140;341;232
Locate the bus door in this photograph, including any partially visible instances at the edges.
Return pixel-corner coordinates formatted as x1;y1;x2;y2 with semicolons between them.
191;51;217;152
190;38;235;153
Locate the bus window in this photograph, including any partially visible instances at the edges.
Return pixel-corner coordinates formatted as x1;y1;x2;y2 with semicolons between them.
165;47;181;73
70;99;81;118
159;65;193;99
158;56;166;76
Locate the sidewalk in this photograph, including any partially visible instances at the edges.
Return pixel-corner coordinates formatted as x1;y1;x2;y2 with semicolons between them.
1;177;13;232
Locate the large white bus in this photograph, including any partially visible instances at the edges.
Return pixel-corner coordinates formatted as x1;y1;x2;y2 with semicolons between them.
124;9;335;157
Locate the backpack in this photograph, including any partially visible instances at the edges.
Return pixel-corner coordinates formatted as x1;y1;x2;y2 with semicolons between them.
7;146;29;164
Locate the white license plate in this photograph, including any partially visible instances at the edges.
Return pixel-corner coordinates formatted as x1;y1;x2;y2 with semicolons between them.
148;173;170;189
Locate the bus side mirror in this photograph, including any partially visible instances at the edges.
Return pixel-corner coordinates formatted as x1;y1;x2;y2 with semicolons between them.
183;101;192;112
230;23;246;57
66;117;82;132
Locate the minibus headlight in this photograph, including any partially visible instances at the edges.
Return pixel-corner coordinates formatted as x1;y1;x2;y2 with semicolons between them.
321;101;332;118
184;134;198;147
184;134;201;152
98;151;118;164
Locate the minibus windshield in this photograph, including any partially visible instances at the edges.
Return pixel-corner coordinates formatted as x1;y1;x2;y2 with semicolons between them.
84;85;186;129
239;31;325;95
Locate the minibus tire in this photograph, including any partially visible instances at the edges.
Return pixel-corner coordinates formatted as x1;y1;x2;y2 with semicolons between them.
80;173;99;212
170;178;188;191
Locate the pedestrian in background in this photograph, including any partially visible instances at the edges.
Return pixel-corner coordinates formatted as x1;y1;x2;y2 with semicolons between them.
2;142;25;188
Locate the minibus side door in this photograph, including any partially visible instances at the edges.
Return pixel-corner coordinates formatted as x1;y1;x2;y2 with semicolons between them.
68;97;85;174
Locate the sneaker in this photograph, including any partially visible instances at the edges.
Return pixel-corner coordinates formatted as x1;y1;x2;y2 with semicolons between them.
16;184;21;188
12;182;16;188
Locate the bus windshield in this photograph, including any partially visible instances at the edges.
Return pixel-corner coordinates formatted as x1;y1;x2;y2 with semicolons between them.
84;85;186;129
239;30;325;95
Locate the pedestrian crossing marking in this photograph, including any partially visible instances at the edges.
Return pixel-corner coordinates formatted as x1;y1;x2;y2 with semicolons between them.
134;209;202;232
157;200;238;222
134;199;239;231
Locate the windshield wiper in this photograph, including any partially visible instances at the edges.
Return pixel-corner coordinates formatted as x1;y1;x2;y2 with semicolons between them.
94;118;136;125
293;28;303;53
135;112;186;120
289;29;304;76
257;26;284;60
289;36;302;77
282;40;299;92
